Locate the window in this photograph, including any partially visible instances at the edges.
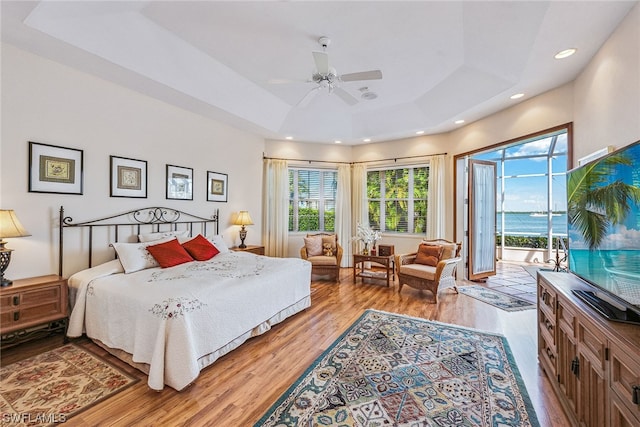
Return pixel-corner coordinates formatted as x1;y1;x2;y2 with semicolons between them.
367;166;429;233
289;168;337;232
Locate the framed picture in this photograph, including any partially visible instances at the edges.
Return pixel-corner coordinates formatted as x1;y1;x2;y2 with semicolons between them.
207;171;228;202
110;155;147;198
29;141;83;194
166;164;193;200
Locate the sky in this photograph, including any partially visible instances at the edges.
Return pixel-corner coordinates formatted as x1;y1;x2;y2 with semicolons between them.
472;133;568;212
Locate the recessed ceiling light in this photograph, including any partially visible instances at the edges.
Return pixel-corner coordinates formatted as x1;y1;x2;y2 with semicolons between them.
510;93;524;99
334;140;342;144
454;119;465;125
285;136;293;140
416;130;425;135
554;48;577;59
363;138;371;142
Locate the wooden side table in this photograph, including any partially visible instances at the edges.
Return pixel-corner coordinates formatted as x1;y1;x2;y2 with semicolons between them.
353;254;395;287
231;245;265;255
0;275;68;348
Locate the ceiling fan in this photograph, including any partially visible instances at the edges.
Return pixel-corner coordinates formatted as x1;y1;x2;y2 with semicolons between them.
292;37;383;107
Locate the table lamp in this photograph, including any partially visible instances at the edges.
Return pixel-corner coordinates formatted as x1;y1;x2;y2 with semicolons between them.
0;210;31;287
233;211;253;249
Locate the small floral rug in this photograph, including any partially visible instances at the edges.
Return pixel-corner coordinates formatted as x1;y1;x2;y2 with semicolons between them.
0;344;138;426
457;286;537;311
256;309;539;426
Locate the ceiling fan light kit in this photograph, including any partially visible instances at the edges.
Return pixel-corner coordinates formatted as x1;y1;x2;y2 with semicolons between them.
290;36;383;107
359;86;378;100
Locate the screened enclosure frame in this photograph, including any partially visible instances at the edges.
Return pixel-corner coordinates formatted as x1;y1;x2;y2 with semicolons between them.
454;123;573;274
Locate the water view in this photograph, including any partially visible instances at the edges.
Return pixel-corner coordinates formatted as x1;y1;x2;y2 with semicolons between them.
497;212;567;236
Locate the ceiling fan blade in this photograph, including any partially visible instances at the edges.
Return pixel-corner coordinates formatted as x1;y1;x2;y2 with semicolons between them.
340;70;383;82
297;86;321;108
333;87;358;106
312;51;330;75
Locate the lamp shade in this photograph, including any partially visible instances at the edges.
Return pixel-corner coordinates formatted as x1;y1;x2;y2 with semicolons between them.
0;210;31;238
233;211;254;226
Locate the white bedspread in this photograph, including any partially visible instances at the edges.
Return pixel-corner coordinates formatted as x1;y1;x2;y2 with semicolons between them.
68;252;311;390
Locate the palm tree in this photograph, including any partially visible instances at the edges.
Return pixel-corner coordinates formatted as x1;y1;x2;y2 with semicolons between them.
567;153;640;249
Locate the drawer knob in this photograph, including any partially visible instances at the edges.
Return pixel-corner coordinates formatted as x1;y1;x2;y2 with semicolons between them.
13;312;19;321
633;385;640;405
546;348;555;361
13;296;19;305
545;320;554;332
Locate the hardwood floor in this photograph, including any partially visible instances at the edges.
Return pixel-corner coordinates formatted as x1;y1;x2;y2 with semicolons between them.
1;267;570;426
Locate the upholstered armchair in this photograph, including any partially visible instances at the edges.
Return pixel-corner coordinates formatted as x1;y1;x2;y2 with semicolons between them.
395;239;462;303
300;233;343;282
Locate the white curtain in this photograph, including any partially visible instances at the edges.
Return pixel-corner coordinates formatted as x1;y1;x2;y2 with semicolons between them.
426;154;446;239
351;163;368;259
335;164;352;267
262;158;289;257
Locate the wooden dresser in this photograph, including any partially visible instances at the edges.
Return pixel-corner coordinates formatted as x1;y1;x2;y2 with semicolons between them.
538;271;640;427
0;275;68;348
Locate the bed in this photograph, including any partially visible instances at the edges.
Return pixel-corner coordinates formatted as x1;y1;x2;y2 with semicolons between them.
60;206;311;391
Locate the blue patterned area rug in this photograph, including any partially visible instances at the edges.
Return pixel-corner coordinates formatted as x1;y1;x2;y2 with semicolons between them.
256;309;539;426
457;286;537;312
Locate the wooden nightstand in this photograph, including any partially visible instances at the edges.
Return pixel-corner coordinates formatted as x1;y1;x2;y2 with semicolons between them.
231;245;265;255
0;275;68;348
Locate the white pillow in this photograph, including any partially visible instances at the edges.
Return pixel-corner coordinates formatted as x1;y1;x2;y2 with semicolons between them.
112;238;172;273
208;235;230;253
138;230;190;243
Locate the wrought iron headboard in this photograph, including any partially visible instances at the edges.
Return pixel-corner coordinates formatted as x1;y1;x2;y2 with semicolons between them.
59;206;219;277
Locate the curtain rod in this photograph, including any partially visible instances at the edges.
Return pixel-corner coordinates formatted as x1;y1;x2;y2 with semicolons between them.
262;152;447;165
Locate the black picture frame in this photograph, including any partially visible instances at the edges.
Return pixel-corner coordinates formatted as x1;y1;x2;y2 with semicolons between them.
166;164;193;200
110;155;148;198
207;171;228;202
29;141;84;194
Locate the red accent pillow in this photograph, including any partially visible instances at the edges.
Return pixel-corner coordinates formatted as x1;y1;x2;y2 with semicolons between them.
415;244;444;267
146;238;194;268
182;234;220;261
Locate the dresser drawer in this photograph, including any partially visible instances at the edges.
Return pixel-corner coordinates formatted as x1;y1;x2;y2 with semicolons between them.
18;286;61;307
0;275;68;336
538;307;556;346
538;280;556;317
538;330;557;375
14;299;64;324
557;298;576;338
610;341;640;421
577;318;607;369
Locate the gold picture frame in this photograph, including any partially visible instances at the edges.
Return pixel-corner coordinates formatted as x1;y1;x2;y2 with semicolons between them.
207;171;228;202
29;141;83;194
110;155;148;198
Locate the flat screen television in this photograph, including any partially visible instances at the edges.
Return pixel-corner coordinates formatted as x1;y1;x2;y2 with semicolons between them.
567;139;640;324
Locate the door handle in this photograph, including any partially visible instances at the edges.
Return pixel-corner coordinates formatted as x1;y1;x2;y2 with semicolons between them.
570;357;580;377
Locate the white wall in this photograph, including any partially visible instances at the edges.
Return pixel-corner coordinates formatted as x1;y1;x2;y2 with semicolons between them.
573;3;640;162
1;44;265;279
448;85;574;157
